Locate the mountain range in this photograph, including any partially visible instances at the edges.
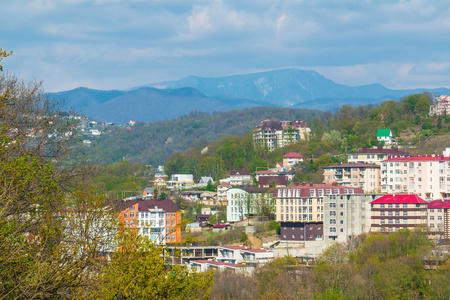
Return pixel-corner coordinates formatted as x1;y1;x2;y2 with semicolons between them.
50;68;450;123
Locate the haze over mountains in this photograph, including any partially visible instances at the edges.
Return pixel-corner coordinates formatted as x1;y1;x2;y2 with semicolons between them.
51;68;450;123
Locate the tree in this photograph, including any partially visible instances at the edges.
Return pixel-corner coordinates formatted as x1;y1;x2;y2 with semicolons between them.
85;232;214;299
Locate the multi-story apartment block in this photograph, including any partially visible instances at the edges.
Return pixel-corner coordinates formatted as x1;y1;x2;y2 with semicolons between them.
118;199;181;245
381;154;450;200
323;194;383;243
323;162;380;193
217;182;231;206
226;187;272;222
348;146;410;165
427;199;450;240
252;119;311;151
429;95;450;116
166;174;194;191
273;183;363;241
370;194;428;233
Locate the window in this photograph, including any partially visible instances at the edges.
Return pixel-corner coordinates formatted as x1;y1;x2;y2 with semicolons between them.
172;220;176;226
403;211;407;216
388;219;393;224
330;203;336;208
340;212;344;216
388;204;393;208
330;219;336;224
395;211;400;216
340;220;344;224
130;212;135;219
166;220;170;226
380;204;385;208
123;212;128;219
438;216;442;221
280;199;283;205
430;216;434;221
330;211;336;216
395;219;400;224
403;204;407;208
130;206;135;211
388;211;393;216
395;204;400;208
403;219;407;224
330;227;336;233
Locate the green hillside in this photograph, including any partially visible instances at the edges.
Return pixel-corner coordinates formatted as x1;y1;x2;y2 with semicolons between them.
84;107;326;166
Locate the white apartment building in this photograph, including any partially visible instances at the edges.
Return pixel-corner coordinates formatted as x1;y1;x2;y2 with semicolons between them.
226;187;272;222
381;154;450;200
166;174;194;190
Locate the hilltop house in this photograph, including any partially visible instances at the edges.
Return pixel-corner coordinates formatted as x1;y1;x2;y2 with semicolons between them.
376;129;394;146
252;119;311;151
348;146;410;165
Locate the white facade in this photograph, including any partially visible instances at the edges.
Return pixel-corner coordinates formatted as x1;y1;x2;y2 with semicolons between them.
381;155;450;200
126;208;167;245
226;188;273;222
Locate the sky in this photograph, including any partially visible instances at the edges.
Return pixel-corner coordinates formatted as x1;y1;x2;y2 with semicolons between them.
1;0;450;92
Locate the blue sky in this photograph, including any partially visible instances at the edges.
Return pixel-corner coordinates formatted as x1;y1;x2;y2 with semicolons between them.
1;0;450;92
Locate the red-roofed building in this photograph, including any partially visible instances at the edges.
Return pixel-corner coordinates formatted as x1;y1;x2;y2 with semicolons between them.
283;152;304;170
323;162;380;193
370;194;427;233
118;199;181;245
274;183;364;241
427;200;450;241
380;153;450;200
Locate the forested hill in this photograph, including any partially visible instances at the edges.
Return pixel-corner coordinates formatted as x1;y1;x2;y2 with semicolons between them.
84;107;327;166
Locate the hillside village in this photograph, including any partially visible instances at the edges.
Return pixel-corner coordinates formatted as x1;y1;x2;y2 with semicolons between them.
115;95;450;277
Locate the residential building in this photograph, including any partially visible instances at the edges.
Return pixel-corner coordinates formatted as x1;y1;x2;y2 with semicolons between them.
348;146;410;165
180;191;201;201
258;176;288;188
429;95;450;116
217;182;231;206
380;154;450;200
153;174;168;191
226;187;272;222
377;129;394;145
199;176;214;186
217;246;274;266
212;224;232;232
273;183;364;241
220;171;252;186
118;199;181;245
254;170;295;181
427;200;450;240
370;194;428;233
143;187;155;198
323;194;383;243
282;152;304;170
166;174;194;191
322;162;380;193
252;119;311;151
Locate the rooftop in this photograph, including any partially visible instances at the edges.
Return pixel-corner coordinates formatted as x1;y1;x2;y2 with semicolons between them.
428;199;450;209
370;194;427;204
283;152;303;158
230;170;251;176
323;162;380;169
120;198;180;212
349;146;410;155
383;155;450;162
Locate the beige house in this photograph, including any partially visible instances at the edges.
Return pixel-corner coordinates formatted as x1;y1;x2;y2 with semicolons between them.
323;162;380;193
427;200;450;241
